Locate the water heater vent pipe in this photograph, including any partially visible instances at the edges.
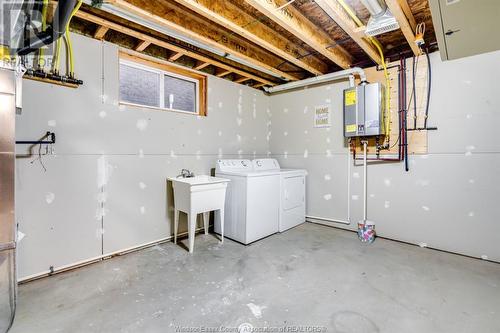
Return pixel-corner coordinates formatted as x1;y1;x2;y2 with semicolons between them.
264;67;366;95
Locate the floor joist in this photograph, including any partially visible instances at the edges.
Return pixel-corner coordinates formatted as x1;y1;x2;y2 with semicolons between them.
108;0;300;81
386;0;421;56
245;0;353;70
134;40;150;52
74;11;277;87
314;0;383;65
172;0;329;76
94;26;109;40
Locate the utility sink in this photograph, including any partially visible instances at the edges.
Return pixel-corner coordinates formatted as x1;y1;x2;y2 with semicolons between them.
167;175;230;253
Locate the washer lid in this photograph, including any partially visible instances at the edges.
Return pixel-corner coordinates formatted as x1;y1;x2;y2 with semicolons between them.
216;170;281;177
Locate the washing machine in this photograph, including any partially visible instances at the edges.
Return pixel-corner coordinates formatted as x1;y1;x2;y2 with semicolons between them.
253;159;307;232
215;159;280;244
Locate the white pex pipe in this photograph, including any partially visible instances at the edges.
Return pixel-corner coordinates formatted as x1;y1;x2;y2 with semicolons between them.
362;140;368;222
304;74;359;226
264;67;366;94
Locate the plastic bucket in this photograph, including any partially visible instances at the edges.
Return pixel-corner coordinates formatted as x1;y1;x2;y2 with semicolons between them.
358;220;376;243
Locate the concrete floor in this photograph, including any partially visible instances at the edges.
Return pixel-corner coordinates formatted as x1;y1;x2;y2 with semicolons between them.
10;223;500;333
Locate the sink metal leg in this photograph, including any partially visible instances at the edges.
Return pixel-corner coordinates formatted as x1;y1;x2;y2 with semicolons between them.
174;209;179;244
203;212;209;235
188;212;196;253
218;209;224;244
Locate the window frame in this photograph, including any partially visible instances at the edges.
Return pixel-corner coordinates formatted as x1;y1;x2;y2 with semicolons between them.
118;52;207;116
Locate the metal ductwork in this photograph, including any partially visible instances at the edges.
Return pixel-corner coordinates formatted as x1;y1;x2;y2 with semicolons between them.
16;0;77;55
263;67;366;94
360;0;399;37
360;0;386;17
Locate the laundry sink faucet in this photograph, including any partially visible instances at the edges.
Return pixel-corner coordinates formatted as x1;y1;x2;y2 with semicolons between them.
178;169;195;178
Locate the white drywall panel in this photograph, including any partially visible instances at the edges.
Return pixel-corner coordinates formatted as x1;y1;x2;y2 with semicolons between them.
15;155;102;278
16;34;271;278
269;50;500;262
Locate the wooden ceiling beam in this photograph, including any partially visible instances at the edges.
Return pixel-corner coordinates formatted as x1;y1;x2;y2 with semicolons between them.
395;0;416;30
245;0;352;69
172;0;329;76
94;26;109;40
74;11;276;86
168;52;184;61
314;0;383;65
253;82;266;89
108;0;299;81
234;76;251;84
193;61;210;71
134;40;150;51
215;68;232;77
385;0;420;56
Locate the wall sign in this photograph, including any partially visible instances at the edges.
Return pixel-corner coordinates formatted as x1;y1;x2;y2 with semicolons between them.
314;105;331;128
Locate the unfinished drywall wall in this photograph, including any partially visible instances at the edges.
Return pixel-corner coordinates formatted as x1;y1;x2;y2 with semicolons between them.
15;33;271;279
269;50;500;262
16;32;500;280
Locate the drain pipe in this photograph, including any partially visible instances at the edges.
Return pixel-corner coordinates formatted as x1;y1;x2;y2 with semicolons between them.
264;67;366;94
362;140;368;222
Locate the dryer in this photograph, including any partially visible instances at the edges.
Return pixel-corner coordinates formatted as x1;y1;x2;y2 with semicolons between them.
253;159;307;232
215;159;280;244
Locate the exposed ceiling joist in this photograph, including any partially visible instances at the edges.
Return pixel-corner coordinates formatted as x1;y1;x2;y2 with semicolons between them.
168;52;184;61
134;40;150;51
74;11;277;86
172;0;329;76
314;0;383;65
385;0;420;56
234;76;252;84
395;0;417;30
108;0;300;81
253;82;266;88
245;0;352;70
193;61;210;70
94;25;109;39
215;69;232;77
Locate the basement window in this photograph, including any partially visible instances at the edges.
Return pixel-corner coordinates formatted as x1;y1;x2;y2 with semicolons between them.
119;53;207;116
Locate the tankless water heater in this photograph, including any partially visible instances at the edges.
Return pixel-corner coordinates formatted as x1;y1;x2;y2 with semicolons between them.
343;82;386;138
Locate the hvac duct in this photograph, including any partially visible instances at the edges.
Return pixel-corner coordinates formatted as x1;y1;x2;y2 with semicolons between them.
360;0;386;17
360;0;400;36
17;0;77;55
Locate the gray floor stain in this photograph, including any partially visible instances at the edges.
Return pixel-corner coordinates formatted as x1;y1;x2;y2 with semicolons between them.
10;223;500;333
331;311;379;333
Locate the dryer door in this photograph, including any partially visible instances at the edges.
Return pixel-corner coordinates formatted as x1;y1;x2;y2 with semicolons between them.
283;175;305;210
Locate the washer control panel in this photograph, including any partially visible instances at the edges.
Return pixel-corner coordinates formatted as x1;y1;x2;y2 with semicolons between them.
253;158;280;171
216;159;253;173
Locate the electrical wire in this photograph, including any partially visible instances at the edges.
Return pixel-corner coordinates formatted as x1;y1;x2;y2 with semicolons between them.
336;0;391;144
65;0;83;77
51;37;61;73
37;0;48;70
370;39;391;141
412;55;418;129
30;143;47;172
423;48;432;129
406;54;419;114
276;0;297;10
